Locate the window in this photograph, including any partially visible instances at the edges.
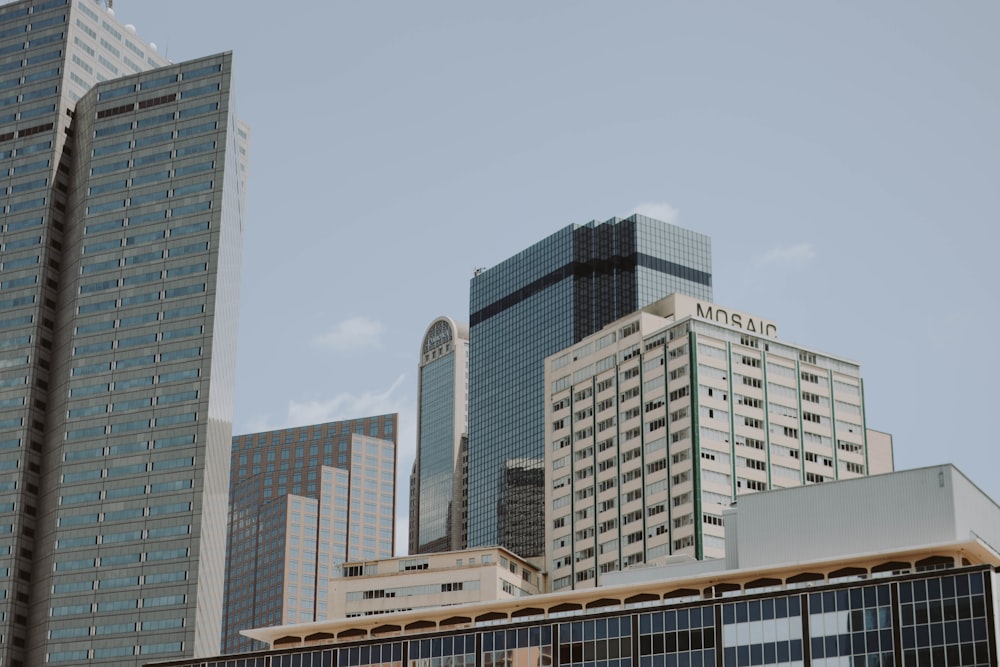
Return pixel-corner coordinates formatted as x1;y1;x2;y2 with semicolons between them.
400;558;428;571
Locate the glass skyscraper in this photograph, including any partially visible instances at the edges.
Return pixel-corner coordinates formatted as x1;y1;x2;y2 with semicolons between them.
0;0;247;664
466;215;711;557
410;317;468;555
225;416;398;654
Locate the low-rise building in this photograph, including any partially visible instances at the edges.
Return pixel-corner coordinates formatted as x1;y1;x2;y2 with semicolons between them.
330;547;543;618
157;464;998;667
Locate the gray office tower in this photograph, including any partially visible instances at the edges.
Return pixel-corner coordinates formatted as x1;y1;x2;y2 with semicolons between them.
466;215;711;558
0;0;248;664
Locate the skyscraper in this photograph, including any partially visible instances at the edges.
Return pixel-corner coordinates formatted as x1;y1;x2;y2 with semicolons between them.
544;294;894;590
466;215;712;558
226;416;397;653
0;1;247;664
410;316;468;554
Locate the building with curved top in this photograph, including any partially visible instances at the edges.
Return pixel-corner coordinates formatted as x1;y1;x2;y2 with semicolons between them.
410;317;469;554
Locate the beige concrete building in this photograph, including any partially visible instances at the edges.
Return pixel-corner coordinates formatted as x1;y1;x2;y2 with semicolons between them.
188;464;1000;667
544;294;892;591
329;547;542;618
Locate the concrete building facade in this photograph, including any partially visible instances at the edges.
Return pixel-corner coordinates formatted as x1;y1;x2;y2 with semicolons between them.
331;547;542;619
0;0;248;663
410;316;469;555
225;416;398;653
544;294;893;590
161;465;999;667
467;215;713;558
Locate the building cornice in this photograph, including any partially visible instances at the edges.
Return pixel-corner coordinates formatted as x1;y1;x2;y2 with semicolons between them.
244;538;998;649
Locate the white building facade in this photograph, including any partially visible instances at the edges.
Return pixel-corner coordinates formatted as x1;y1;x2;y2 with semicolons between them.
544;294;893;591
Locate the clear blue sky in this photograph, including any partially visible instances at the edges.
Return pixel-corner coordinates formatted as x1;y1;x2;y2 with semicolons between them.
115;1;999;553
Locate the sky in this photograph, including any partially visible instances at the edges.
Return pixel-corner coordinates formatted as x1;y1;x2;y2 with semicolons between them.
109;1;999;554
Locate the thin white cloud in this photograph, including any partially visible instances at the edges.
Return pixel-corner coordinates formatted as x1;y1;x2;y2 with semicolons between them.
756;243;816;267
631;201;679;225
315;316;384;351
286;375;408;426
285;376;418;556
242;414;279;434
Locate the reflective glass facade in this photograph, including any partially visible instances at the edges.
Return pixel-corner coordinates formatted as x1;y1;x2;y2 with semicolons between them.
416;354;456;549
411;317;468;554
156;565;1000;667
467;216;712;557
0;1;248;663
226;417;398;654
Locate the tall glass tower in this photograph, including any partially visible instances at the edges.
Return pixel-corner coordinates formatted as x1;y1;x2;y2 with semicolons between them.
0;1;248;664
410;317;468;555
466;215;711;558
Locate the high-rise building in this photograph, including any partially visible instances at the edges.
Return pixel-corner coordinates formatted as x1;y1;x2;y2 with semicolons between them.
544;294;894;590
466;215;712;557
0;1;248;664
226;416;398;654
410;316;468;555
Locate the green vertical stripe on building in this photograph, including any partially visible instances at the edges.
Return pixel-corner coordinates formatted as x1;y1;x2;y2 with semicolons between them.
760;347;773;488
688;329;703;561
726;341;737;499
828;369;840;478
860;377;870;473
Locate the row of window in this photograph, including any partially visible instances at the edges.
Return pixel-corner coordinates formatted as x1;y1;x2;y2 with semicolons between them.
346;580;478;601
96;64;220;103
195;571;991;666
60;478;193;506
73;322;201;352
76;278;207;314
48;614;183;640
64;410;197;440
58;502;190;528
48;641;182;663
56;520;190;547
66;389;197;418
86;176;214;215
54;546;190;574
234;420;395;448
